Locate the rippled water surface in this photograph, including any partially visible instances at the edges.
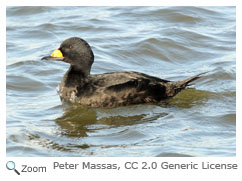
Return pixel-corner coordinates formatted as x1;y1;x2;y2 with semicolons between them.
6;6;236;157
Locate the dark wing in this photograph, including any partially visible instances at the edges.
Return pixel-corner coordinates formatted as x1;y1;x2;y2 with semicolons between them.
86;71;170;106
132;72;170;83
105;78;150;92
104;77;168;104
75;72;171;107
91;71;170;88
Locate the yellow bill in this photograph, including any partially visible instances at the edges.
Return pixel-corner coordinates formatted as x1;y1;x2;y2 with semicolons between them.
51;49;63;58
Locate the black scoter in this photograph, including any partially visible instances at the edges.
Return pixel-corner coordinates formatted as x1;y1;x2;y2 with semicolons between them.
42;37;204;107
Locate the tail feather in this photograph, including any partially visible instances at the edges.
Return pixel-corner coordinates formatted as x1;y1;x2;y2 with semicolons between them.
179;72;206;87
166;72;206;97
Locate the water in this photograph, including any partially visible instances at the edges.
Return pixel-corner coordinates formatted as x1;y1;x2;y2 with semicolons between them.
6;6;236;157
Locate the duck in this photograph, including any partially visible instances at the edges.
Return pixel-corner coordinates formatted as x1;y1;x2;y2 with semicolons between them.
42;37;205;107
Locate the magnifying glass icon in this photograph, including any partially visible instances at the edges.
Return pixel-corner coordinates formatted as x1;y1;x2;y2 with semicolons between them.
6;161;20;175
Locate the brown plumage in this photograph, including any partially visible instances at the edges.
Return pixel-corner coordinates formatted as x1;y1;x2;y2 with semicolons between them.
42;37;205;107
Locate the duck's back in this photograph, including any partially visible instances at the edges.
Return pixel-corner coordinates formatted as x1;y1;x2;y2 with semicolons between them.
91;71;170;87
58;71;171;107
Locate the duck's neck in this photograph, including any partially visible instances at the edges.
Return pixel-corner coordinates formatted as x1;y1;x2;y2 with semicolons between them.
63;65;89;87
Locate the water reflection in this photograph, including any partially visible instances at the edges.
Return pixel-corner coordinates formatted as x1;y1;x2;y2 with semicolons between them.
167;88;214;108
55;105;153;138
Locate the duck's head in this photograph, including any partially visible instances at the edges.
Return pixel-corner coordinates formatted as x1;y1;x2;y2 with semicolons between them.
42;37;94;76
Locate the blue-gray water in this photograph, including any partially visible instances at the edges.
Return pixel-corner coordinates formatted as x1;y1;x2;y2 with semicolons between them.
6;6;236;157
